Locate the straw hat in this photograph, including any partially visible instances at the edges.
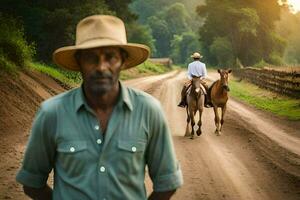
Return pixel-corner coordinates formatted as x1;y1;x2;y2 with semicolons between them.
191;52;203;59
53;15;150;71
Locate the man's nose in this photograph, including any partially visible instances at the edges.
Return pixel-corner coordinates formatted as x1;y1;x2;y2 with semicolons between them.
96;56;109;71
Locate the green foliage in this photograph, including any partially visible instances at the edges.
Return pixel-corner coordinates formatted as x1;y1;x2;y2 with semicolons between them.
104;0;137;22
276;6;300;64
137;61;168;74
0;55;17;72
170;32;201;64
126;23;156;55
253;59;270;68
120;61;171;80
0;14;35;72
30;62;81;86
197;0;286;67
164;3;191;36
268;52;284;65
147;16;172;57
146;3;197;58
130;0;173;23
0;0;137;62
209;37;234;67
230;77;300;120
130;0;204;60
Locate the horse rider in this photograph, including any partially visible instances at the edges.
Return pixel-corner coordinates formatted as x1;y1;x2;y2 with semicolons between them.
177;52;211;108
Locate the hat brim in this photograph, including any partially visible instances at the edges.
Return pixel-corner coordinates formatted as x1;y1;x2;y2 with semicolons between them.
190;55;203;58
53;39;150;71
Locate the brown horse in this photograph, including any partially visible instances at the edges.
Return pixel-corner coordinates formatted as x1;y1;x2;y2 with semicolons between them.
210;69;232;136
185;76;205;139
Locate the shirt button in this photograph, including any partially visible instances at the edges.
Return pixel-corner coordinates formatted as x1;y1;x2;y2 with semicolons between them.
97;139;102;144
131;146;137;152
100;166;106;172
70;147;75;152
94;125;99;130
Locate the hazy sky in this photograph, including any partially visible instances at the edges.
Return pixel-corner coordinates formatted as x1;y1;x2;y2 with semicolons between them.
287;0;300;13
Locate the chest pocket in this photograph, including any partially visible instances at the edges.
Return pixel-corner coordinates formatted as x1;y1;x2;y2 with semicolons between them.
56;141;88;176
116;140;147;174
118;140;146;153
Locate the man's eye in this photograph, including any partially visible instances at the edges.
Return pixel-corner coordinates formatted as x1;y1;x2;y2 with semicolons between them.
105;53;115;60
85;54;98;64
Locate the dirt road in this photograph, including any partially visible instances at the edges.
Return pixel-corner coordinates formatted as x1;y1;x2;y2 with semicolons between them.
125;71;300;200
0;70;299;199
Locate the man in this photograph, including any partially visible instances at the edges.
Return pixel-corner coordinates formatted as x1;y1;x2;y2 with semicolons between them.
16;15;183;200
177;52;211;108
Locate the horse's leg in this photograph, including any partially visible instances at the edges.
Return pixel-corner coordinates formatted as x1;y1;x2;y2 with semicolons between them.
190;109;195;139
196;108;203;136
185;106;191;137
213;106;221;135
196;96;204;136
220;104;227;132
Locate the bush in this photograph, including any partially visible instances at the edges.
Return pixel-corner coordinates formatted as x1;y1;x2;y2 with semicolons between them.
268;52;285;66
30;62;81;87
0;14;35;72
0;55;17;72
253;59;270;68
137;61;168;74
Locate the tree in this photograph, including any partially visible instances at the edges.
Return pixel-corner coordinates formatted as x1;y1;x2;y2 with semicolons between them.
0;0;137;62
209;37;234;67
104;0;137;22
147;16;172;57
164;3;191;36
130;1;202;61
171;32;201;64
126;23;156;55
197;0;285;67
276;5;300;64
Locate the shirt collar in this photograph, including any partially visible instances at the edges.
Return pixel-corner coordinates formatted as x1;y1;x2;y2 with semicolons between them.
75;82;133;112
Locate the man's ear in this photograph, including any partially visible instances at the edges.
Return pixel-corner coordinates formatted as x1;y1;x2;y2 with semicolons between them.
228;69;232;73
217;69;221;73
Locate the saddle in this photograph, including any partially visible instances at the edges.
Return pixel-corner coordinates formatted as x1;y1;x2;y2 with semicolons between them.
186;83;207;95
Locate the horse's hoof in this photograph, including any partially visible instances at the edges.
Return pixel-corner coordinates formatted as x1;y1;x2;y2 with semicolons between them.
196;131;202;136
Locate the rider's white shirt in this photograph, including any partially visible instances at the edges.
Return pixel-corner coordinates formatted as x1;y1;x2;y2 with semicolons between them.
187;61;207;80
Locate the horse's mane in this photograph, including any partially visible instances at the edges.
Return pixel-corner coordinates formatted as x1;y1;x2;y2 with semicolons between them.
209;80;218;90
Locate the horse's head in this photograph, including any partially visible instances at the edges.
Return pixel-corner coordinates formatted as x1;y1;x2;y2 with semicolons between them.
217;69;232;91
191;75;202;94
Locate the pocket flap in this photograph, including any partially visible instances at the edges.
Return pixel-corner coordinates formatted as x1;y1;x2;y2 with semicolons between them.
118;141;146;153
57;141;87;153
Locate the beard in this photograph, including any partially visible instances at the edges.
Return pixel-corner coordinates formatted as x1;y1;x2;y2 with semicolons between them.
85;71;118;96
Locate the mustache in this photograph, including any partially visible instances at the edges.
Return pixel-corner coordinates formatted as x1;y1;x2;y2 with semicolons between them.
90;71;112;80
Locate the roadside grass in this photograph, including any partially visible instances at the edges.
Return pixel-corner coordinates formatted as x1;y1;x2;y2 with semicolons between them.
29;62;82;87
30;61;172;86
120;60;173;80
229;76;300;120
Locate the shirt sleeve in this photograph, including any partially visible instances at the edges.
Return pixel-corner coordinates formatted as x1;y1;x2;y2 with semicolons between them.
146;102;183;192
16;104;56;188
203;63;207;78
187;63;192;80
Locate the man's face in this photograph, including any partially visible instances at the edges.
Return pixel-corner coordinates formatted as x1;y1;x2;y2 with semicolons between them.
77;47;124;96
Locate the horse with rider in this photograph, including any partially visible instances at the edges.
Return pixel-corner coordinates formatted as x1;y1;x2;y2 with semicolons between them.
178;52;231;138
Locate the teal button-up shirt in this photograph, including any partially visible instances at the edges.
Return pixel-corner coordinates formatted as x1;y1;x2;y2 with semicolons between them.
16;82;183;199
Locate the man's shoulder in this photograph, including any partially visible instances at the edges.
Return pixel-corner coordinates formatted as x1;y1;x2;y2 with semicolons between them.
40;88;79;111
125;86;161;109
189;61;204;65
